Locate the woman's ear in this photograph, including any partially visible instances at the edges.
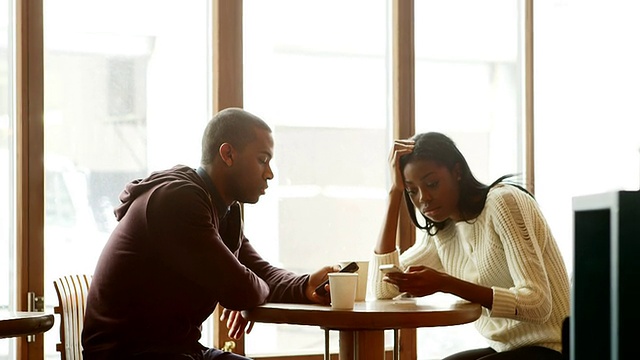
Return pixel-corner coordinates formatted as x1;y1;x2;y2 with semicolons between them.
219;143;234;167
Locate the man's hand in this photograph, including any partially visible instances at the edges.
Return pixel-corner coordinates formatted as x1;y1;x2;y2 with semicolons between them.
306;265;340;305
220;308;254;340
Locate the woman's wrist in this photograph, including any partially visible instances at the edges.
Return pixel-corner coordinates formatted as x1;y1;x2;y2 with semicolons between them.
437;271;453;293
389;185;404;195
375;244;397;255
441;274;494;309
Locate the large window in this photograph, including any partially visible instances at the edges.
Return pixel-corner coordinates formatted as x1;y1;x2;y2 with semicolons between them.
242;0;392;356
413;1;525;358
534;0;640;274
415;0;524;183
9;1;640;359
43;1;212;357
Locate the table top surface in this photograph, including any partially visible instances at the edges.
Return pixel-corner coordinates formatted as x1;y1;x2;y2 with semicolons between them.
243;296;482;330
0;311;55;339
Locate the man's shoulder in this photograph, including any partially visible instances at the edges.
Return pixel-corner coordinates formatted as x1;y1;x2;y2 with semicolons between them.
151;176;205;200
147;165;198;182
146;165;200;188
141;166;209;207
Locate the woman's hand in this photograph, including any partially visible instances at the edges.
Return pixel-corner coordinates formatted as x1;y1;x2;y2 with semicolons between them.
384;265;495;309
374;139;415;255
306;265;341;305
389;139;415;192
382;265;445;297
220;308;254;340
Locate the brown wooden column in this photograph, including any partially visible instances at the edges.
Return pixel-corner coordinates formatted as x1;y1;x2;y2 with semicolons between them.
16;0;45;358
525;0;535;195
213;0;244;112
392;0;416;254
392;1;417;359
212;0;245;355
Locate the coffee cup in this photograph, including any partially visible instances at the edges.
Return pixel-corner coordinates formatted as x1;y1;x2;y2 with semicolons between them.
339;260;369;301
328;272;358;309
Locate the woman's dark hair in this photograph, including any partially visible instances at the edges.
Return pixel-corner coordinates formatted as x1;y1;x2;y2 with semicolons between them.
399;132;522;235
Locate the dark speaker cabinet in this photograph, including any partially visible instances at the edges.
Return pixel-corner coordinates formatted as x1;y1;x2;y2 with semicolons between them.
572;190;640;360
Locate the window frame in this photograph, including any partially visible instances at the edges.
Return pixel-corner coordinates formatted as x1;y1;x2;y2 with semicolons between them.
13;0;534;359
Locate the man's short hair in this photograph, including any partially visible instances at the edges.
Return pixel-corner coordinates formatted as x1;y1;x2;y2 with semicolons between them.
201;107;272;165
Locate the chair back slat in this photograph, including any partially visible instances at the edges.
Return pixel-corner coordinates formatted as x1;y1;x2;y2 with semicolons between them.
54;274;92;360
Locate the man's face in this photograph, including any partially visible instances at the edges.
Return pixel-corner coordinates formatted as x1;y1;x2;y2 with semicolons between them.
229;128;274;204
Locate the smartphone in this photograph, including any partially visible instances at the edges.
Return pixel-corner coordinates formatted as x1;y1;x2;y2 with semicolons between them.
379;264;403;274
314;261;359;296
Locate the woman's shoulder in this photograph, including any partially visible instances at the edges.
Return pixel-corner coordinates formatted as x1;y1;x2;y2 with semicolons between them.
488;182;532;198
486;183;536;210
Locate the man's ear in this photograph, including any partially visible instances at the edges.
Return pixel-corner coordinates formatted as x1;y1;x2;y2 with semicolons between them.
219;143;234;167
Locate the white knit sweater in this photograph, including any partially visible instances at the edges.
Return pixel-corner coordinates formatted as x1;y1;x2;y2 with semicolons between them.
369;184;570;353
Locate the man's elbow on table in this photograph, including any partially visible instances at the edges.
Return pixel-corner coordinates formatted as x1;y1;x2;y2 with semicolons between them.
218;281;271;311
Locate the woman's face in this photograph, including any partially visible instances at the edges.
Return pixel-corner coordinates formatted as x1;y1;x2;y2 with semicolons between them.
403;159;461;222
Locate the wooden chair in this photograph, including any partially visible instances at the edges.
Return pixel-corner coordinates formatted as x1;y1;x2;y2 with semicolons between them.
53;274;92;360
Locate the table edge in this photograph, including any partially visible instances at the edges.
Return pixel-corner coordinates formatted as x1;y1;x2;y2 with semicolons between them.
0;313;55;339
243;301;482;330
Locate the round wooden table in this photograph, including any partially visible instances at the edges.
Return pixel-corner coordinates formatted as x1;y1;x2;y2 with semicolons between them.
243;297;482;360
0;311;55;339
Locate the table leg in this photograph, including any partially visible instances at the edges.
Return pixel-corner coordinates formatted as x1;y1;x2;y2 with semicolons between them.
339;331;355;359
325;328;330;360
339;330;385;360
394;329;399;360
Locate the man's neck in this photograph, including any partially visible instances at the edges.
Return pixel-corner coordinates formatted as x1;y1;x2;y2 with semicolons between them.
197;165;233;217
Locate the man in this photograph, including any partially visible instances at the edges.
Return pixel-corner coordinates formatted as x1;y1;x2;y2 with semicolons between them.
82;108;336;360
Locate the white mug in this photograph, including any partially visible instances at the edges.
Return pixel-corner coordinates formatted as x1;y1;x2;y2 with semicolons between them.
339;260;369;301
328;272;358;309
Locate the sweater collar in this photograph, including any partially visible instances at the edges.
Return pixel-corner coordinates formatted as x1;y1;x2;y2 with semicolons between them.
196;166;230;219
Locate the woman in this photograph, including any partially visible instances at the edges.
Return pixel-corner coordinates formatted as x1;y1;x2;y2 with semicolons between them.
371;132;570;360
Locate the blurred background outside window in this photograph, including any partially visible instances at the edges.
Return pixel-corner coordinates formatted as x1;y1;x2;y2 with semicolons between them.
1;0;17;357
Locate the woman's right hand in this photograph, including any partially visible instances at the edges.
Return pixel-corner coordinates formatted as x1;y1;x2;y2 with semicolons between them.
375;138;416;255
389;139;415;191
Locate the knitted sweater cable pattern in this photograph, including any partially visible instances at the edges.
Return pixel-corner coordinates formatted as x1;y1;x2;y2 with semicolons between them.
369;184;570;353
